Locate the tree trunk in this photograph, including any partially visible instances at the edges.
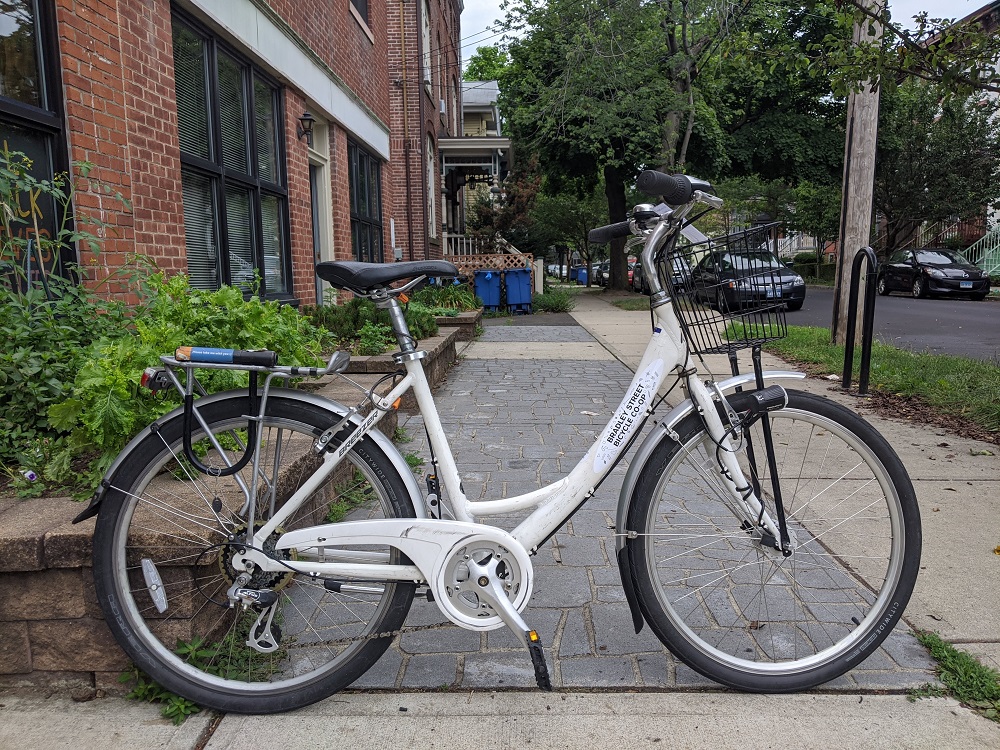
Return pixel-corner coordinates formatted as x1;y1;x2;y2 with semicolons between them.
604;164;630;290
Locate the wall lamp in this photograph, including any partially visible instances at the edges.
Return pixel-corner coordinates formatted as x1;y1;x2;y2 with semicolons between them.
297;112;316;146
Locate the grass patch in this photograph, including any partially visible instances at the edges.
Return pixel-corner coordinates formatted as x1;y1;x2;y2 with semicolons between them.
765;326;1000;436
910;631;1000;721
611;298;651;312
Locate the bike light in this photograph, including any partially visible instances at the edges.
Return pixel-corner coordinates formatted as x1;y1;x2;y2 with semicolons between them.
141;367;172;392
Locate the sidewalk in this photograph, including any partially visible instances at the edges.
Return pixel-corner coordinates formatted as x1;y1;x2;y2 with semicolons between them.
3;289;998;748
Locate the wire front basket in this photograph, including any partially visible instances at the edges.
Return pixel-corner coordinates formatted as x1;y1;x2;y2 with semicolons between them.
662;223;790;355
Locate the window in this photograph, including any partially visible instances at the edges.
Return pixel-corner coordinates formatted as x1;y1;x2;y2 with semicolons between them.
425;134;436;238
0;0;68;281
348;140;383;263
421;0;431;88
172;13;291;297
350;0;368;24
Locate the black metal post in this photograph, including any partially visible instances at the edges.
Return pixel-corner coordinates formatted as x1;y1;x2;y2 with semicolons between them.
842;246;878;394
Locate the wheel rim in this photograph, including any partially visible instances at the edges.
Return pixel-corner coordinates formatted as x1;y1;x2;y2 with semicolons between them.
913;279;923;297
108;411;404;694
639;407;907;676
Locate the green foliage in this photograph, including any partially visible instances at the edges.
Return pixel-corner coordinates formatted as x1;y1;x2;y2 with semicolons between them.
765;326;1000;436
876;79;1000;253
0;149;135;495
410;283;481;312
1;270;329;497
611;298;651;312
793;252;821;265
532;288;576;313
464;45;509;82
912;630;1000;721
356;322;394;356
326;468;374;523
302;297;439;355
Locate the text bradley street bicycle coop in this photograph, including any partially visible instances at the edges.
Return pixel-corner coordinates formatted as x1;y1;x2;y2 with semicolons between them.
74;171;922;714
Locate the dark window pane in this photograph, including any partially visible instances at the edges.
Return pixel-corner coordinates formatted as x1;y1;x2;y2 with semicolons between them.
0;0;42;107
0;121;58;278
347;141;382;262
260;193;287;293
253;76;277;183
172;23;210;160
224;185;253;289
217;52;249;174
351;0;368;24
181;169;220;289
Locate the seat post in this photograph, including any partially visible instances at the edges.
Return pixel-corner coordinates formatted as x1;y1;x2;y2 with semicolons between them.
380;294;416;354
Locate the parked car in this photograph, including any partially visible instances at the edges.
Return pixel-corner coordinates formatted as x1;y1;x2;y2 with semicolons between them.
691;248;806;311
877;247;991;300
592;260;611;286
631;257;692;295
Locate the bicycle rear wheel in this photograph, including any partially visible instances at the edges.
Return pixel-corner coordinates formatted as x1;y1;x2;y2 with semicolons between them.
93;392;416;714
626;389;921;691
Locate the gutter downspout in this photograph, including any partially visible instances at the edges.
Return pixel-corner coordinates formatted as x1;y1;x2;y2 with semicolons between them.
401;0;416;262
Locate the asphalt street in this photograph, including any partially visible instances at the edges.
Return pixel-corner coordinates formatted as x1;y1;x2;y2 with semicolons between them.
789;286;1000;362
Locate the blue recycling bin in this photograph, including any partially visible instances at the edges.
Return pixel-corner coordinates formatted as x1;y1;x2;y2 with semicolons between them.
505;267;532;314
474;270;502;311
569;266;579;282
577;268;588;286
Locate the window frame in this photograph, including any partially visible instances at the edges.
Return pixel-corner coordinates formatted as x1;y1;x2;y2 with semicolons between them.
172;9;293;300
0;0;71;278
347;138;384;263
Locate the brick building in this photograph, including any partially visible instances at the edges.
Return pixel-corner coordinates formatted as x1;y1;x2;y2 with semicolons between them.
1;0;479;305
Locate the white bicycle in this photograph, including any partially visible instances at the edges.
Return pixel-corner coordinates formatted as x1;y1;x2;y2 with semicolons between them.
77;171;921;714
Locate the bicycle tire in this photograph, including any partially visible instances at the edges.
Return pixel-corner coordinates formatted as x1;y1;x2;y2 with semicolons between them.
626;389;921;691
93;391;417;714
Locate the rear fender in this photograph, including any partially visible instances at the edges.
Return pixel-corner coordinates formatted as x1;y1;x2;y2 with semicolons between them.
612;370;804;633
73;388;424;523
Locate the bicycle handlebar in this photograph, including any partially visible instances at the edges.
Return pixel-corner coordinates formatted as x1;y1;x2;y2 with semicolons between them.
587;221;632;245
636;171;694;205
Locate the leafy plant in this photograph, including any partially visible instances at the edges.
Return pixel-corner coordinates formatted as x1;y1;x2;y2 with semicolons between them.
0;149;134;495
326;468;373;523
410;282;482;311
910;630;1000;722
302;297;440;355
532;288;576;313
356;321;394;356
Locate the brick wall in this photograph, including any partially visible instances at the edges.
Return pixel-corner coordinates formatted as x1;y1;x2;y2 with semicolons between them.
48;0;396;306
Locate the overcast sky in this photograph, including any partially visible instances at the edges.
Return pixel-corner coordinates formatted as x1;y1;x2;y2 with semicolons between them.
458;0;986;69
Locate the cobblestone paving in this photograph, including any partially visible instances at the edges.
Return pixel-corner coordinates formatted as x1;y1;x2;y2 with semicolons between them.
350;323;936;692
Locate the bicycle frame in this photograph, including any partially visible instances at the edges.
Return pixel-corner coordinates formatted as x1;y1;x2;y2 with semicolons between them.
243;216;784;583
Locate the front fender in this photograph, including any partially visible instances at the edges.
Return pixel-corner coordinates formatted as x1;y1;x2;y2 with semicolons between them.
612;370;805;633
73;388;425;523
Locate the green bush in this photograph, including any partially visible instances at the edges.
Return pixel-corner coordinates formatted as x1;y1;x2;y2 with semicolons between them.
2;272;330;497
0;276;132;493
302;297;439;354
410;282;481;311
532;288;576;313
792;251;821;265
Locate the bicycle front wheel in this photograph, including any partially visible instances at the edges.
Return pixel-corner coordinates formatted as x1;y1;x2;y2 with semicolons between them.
627;389;921;691
93;392;417;714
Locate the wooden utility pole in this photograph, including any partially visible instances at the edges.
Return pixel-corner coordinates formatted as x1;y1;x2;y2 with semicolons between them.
832;2;883;346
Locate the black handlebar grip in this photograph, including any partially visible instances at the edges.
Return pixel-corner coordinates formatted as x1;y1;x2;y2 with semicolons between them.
588;221;632;245
636;170;695;205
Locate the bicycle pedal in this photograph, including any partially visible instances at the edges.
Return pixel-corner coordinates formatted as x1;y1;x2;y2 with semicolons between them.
525;630;552;691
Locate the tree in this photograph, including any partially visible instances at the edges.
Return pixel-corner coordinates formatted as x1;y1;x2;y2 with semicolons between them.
498;0;726;289
529;186;610;285
463;46;509;82
874;80;1000;255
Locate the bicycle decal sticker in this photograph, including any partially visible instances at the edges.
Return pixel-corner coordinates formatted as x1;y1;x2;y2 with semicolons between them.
593;358;664;472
